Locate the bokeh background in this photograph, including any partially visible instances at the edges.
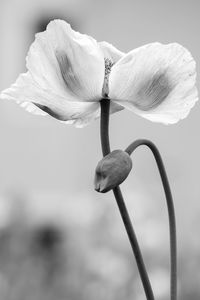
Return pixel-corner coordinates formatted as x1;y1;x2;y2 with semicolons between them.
0;0;200;299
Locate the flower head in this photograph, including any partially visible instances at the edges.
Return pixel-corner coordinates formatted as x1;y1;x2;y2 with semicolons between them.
0;20;198;127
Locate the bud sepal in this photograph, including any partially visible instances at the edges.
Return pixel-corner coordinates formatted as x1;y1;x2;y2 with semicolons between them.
94;150;132;193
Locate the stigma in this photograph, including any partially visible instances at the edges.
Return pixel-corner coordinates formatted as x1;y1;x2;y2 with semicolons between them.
102;58;114;98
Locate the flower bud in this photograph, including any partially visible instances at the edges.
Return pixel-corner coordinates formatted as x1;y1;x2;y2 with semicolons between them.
94;150;132;193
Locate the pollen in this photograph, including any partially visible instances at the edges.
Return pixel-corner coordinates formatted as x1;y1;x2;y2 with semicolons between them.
102;58;114;98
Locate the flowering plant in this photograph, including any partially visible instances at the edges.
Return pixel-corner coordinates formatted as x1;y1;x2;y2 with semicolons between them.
0;19;198;300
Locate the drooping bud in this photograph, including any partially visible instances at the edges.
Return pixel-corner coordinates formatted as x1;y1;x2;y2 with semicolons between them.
94;150;132;193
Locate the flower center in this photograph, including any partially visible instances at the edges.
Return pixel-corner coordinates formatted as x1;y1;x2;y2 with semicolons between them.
102;58;114;98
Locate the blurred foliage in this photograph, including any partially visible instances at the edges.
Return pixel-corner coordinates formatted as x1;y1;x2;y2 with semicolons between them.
0;192;198;300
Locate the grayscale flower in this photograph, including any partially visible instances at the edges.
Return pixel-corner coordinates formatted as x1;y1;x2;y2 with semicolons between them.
0;20;198;127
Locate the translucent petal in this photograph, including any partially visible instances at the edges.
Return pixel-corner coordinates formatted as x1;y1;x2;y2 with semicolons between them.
98;41;125;63
0;72;100;127
26;19;105;101
109;43;198;124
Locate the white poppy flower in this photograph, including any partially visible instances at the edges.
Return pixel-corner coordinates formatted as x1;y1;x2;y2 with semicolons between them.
0;19;198;127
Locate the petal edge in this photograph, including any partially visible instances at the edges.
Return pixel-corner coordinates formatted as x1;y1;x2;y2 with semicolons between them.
109;42;198;124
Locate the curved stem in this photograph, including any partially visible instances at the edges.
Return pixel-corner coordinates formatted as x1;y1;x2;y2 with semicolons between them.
125;139;177;300
100;99;155;300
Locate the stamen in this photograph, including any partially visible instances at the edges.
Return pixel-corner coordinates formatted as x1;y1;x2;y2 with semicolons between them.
102;58;114;98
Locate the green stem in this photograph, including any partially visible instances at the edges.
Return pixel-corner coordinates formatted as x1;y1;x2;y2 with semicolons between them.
100;99;155;300
125;140;177;300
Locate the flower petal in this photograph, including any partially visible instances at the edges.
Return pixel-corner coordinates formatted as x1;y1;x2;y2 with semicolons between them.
26;19;105;101
98;41;125;63
0;72;100;127
109;43;198;124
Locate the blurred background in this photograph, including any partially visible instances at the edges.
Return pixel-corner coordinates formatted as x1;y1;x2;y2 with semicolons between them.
0;0;200;299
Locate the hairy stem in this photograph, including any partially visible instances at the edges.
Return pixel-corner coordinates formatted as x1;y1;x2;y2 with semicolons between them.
125;139;177;300
100;99;155;300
